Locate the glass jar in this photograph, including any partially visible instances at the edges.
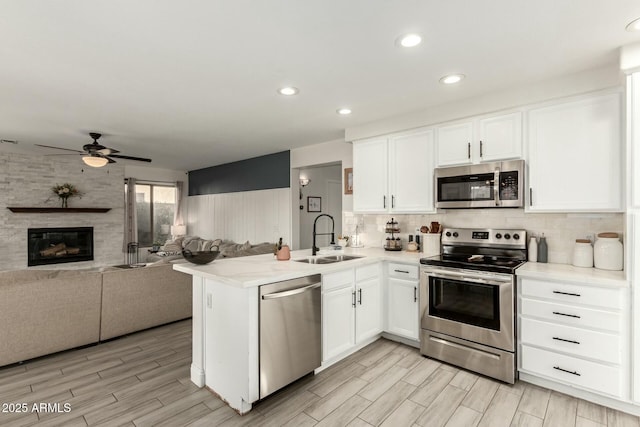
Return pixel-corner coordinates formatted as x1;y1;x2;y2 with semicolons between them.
593;232;623;271
572;239;593;268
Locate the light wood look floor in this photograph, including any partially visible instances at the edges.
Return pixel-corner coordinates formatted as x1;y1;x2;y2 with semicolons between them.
0;319;637;427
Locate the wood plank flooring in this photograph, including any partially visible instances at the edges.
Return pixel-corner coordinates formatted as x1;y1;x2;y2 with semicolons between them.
0;319;637;427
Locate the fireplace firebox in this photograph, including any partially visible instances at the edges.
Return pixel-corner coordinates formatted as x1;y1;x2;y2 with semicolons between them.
28;227;94;266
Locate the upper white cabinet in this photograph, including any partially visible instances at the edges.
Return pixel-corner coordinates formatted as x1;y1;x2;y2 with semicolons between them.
352;138;388;212
436;112;522;166
527;92;622;212
353;128;435;214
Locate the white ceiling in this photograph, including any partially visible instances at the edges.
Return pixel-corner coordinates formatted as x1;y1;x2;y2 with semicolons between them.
1;0;640;171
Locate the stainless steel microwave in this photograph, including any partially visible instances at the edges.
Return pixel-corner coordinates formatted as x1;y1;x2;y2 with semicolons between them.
435;160;524;208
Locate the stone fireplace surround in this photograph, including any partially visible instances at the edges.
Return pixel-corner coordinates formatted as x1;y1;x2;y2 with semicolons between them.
0;153;125;270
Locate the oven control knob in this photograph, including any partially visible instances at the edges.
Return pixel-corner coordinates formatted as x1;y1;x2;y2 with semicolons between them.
445;231;451;237
513;233;520;240
504;233;511;240
495;233;502;239
452;232;459;238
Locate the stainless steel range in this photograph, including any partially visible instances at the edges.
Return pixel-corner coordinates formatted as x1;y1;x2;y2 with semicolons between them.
419;228;527;383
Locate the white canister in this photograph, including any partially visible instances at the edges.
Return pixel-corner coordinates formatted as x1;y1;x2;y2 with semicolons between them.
422;233;441;257
572;239;593;268
593;233;623;271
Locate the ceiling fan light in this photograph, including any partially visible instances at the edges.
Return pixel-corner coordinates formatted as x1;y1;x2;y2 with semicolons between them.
82;155;108;168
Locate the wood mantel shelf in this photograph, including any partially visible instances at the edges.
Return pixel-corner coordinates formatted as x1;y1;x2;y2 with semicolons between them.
7;207;112;213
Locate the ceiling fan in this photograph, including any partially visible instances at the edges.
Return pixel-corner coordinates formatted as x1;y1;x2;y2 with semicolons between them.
36;132;152;168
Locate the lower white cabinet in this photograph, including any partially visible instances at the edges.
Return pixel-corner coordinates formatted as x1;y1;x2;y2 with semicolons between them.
386;263;419;340
322;264;382;362
518;276;629;399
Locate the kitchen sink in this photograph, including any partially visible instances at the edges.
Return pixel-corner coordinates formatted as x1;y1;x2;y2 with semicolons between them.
293;257;338;264
320;255;364;262
293;255;364;264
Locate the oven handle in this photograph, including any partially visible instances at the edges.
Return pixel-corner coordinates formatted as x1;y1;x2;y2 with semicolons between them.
424;269;512;286
494;167;500;206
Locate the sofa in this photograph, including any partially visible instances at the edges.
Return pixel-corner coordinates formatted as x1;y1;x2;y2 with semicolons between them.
0;262;191;367
147;236;275;262
100;262;191;340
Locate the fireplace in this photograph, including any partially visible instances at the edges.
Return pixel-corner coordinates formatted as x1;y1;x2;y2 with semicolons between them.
28;227;94;266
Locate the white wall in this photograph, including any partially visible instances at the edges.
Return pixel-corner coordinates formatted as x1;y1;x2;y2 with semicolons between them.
290;139;353;249
298;164;342;249
345;65;623;142
0;153;125;270
187;188;291;245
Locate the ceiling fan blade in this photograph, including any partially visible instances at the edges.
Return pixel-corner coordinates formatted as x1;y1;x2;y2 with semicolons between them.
109;154;152;163
44;153;83;157
105;156;117;164
35;144;84;153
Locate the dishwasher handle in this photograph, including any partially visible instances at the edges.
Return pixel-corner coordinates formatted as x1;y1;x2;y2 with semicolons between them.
261;282;321;300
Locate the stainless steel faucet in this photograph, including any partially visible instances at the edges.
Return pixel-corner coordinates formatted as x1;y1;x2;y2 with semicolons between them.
312;214;335;256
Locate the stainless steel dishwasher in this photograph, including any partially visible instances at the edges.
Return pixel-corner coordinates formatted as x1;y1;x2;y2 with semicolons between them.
259;274;321;399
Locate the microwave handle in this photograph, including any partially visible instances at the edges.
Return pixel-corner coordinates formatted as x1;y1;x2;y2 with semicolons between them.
494;168;500;206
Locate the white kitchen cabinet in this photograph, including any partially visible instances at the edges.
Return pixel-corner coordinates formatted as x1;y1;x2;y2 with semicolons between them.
352;138;388;212
355;265;382;343
527;92;622;212
386;263;419;340
436;112;522;166
353;128;435;214
323;283;356;361
322;264;382;362
518;276;629;399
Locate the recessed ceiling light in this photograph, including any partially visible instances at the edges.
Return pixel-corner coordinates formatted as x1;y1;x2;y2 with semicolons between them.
440;74;465;85
397;33;422;48
626;17;640;32
337;108;352;115
278;87;299;96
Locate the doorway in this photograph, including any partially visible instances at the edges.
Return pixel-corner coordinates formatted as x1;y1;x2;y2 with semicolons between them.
297;163;342;250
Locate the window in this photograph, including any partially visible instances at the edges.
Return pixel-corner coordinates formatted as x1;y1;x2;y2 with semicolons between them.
128;182;176;246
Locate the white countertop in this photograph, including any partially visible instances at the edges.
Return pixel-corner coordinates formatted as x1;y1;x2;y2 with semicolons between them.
516;262;628;288
173;247;423;288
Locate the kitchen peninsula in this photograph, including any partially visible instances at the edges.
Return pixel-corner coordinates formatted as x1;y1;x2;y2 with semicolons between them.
174;247;422;413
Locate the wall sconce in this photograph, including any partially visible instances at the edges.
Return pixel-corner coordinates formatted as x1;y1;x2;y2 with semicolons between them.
299;178;310;200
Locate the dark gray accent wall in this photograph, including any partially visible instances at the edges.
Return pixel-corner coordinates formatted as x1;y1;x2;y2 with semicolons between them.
188;151;290;196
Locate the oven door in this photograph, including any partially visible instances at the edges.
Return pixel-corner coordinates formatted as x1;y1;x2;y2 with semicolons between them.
419;267;514;351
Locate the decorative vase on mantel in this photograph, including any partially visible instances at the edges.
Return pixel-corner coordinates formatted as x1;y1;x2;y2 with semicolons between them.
61;197;68;208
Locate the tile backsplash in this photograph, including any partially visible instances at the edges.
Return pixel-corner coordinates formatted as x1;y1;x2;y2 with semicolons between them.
344;210;624;265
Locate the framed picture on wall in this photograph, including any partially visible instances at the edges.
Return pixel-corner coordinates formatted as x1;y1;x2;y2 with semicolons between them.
307;196;321;212
344;168;353;194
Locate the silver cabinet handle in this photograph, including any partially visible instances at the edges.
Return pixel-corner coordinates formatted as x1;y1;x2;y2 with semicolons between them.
261;283;321;300
392;195;395;208
529;188;532;206
352;291;356;307
413;286;417;302
553;311;581;319
553;290;581;297
383;195;386;209
358;288;362;305
553;366;580;376
480;140;483;157
552;337;580;345
467;142;471;159
394;269;409;274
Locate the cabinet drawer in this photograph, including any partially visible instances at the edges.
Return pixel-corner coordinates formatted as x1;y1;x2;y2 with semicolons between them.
520;278;622;310
323;269;354;292
356;263;380;282
388;263;419;280
521;344;622;397
521;317;620;364
520;298;620;332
